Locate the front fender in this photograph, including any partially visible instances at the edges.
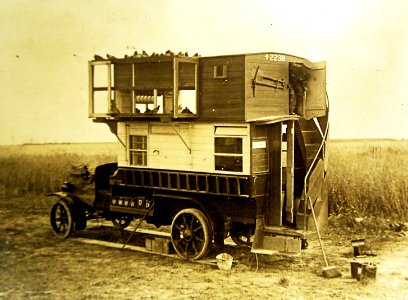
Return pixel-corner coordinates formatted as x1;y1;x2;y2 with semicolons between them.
48;192;76;206
48;192;89;231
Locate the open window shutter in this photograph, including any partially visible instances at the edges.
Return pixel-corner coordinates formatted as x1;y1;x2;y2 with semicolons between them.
305;62;327;120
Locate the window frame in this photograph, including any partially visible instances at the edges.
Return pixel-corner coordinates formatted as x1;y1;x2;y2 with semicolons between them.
213;64;227;79
129;135;148;166
214;136;243;173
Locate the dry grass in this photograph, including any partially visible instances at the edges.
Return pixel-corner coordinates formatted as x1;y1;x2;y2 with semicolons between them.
326;139;408;227
1;140;407;224
0;143;118;197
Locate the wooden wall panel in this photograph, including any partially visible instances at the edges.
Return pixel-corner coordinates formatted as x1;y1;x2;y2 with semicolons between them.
266;123;283;226
198;55;245;121
134;62;173;90
117;122;128;166
149;136;192;170
245;54;289;121
114;64;132;88
117;122;250;175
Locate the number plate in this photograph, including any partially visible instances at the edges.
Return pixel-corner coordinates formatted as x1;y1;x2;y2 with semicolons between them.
265;53;286;62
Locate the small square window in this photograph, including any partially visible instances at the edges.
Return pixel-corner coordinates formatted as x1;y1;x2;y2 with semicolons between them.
214;65;227;78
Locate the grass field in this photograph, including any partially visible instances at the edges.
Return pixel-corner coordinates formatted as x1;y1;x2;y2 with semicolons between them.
1;140;407;224
327;139;408;224
0;143;118;197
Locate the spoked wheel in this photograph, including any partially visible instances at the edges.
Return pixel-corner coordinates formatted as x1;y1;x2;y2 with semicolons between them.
171;208;212;260
111;215;133;229
50;200;73;239
230;222;254;246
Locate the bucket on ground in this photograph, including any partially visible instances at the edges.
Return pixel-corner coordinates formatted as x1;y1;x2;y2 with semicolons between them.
360;263;377;282
350;261;364;279
216;253;233;270
350;261;377;282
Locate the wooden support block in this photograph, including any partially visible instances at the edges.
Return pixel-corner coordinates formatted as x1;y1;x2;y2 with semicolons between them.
150;237;173;254
145;238;154;251
286;237;302;253
162;240;172;254
152;238;163;253
264;236;286;252
262;236;302;254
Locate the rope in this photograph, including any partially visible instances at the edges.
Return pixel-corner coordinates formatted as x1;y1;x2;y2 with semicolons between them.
254;253;259;273
122;202;155;249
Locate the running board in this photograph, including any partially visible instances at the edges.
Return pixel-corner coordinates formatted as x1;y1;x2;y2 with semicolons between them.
74;237;218;266
251;248;301;257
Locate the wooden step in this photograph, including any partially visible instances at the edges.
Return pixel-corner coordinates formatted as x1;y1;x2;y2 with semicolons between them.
305;143;321;153
298;119;317;130
263;225;307;239
302;131;323;144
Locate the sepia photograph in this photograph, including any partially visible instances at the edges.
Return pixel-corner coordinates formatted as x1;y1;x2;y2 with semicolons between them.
1;0;407;299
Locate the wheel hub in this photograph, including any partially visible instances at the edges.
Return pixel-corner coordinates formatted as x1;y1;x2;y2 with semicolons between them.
182;228;193;241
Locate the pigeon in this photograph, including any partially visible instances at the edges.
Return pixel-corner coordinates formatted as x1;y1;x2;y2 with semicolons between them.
151;105;160;114
165;50;174;56
144;105;160;114
110;104;120;114
106;54;116;60
141;50;149;57
94;54;105;60
181;107;193;114
133;51;142;58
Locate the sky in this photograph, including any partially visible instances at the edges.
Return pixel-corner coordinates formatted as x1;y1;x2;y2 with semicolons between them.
1;0;407;144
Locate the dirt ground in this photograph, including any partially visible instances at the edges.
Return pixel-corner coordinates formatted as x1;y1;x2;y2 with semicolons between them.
1;196;407;300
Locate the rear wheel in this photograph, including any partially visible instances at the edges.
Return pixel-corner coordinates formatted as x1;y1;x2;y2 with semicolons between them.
171;208;212;260
50;200;73;239
111;215;133;229
230;222;254;246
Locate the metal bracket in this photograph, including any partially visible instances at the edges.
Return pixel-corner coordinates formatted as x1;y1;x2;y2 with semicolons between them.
170;123;191;154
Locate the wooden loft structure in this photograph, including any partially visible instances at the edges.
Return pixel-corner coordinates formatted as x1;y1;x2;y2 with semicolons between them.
89;52;327;123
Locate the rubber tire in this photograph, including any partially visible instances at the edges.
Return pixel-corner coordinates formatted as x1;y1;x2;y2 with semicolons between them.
50;200;74;239
111;215;132;230
230;222;253;246
171;208;212;260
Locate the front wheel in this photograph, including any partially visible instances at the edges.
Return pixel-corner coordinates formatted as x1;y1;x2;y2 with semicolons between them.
171;208;212;260
50;200;73;239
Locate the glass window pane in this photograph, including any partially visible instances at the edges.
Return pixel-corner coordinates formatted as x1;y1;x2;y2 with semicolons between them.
177;90;196;115
93;91;109;114
215;155;243;172
215;137;242;154
93;64;109;87
178;62;196;89
129;135;147;166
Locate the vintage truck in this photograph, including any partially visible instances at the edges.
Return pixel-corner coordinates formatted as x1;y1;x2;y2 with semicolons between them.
49;50;329;260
